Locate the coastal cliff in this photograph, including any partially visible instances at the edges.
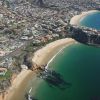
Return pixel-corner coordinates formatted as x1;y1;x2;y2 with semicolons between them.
68;25;100;46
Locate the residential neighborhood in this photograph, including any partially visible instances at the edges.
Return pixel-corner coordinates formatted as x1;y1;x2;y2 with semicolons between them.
0;0;100;99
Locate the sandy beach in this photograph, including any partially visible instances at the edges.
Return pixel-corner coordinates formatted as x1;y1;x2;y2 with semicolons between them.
70;10;99;25
4;38;76;100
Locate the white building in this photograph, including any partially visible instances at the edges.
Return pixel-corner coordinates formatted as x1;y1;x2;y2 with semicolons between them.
0;68;7;76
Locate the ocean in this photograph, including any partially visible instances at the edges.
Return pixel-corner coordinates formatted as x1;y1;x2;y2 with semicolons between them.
29;11;100;100
29;43;100;100
79;11;100;30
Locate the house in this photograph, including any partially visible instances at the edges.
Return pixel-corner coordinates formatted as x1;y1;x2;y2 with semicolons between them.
0;68;7;76
20;36;29;40
21;65;28;70
0;51;5;56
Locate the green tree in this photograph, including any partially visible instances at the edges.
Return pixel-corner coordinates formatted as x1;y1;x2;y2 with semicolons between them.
37;0;44;6
30;0;44;6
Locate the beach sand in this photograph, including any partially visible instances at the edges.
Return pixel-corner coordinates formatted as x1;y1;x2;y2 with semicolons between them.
70;10;98;25
4;38;76;100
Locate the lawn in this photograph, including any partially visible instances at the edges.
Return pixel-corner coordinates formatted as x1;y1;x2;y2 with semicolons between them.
0;70;12;80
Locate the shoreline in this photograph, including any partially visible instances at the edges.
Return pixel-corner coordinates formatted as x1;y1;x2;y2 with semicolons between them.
70;10;99;26
46;42;73;69
4;38;76;100
46;46;66;69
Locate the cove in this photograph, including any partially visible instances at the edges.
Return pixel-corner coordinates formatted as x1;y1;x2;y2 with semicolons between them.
79;11;100;30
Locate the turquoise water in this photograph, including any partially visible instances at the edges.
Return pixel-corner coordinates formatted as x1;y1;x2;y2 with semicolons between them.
31;43;100;100
79;11;100;30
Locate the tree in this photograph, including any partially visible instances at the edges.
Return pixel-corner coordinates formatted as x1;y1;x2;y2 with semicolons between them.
30;0;44;6
37;0;44;6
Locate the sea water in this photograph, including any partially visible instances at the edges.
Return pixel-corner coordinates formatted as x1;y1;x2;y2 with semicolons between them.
30;43;100;100
29;11;100;100
79;11;100;30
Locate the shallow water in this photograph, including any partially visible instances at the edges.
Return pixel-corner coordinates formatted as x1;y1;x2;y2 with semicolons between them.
29;43;100;100
26;11;100;100
79;11;100;30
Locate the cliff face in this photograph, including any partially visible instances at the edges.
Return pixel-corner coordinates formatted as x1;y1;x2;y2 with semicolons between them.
69;25;100;46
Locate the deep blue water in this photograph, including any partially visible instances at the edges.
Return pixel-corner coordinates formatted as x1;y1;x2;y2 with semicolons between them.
79;11;100;30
